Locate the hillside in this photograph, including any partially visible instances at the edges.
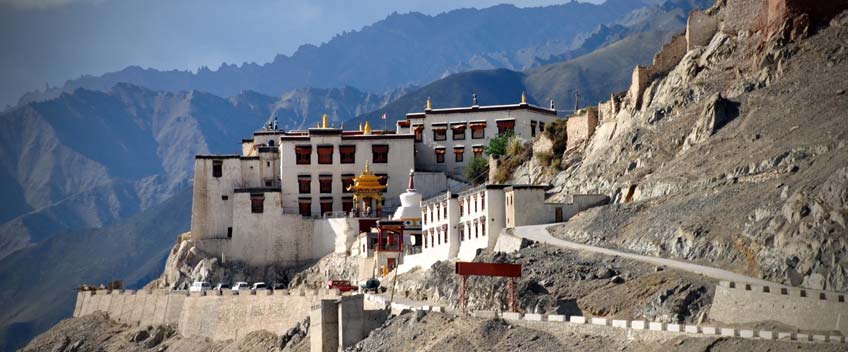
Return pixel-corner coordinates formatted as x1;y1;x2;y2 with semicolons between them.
17;1;666;106
517;3;848;292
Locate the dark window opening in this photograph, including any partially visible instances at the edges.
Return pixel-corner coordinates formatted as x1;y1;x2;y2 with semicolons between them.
531;120;537;137
319;175;332;194
414;126;423;142
222;195;229;201
473;146;484;158
266;161;271;167
342;174;355;193
435;149;445;163
339;145;356;164
470;124;486;139
250;194;265;213
342;197;353;213
295;145;312;165
496;120;515;135
372;145;389;163
317;145;333;164
298;198;311;217
376;173;388;187
454;148;464;162
539;122;545;133
212;160;223;178
268;140;275;146
320;197;333;215
452;125;466;140
264;180;272;187
433;127;447;141
227;227;233;238
298;175;311;194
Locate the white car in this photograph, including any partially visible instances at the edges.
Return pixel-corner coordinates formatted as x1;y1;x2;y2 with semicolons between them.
188;281;211;292
232;282;249;291
251;282;267;290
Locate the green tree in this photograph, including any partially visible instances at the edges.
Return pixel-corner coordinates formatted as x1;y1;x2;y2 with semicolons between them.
464;157;489;185
485;131;513;157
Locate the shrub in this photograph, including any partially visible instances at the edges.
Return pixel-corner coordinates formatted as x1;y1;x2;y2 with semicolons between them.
535;151;554;166
464;157;489;185
542;118;569;156
506;135;524;158
485;131;514;157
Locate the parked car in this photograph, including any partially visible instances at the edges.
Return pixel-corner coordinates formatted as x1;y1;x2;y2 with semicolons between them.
214;283;230;291
189;281;211;292
251;282;267;290
232;282;249;291
327;280;358;292
359;278;384;293
271;283;287;290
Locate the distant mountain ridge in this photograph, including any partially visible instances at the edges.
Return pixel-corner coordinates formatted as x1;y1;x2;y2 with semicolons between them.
17;0;655;106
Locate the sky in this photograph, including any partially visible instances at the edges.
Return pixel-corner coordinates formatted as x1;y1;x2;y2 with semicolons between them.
0;0;603;107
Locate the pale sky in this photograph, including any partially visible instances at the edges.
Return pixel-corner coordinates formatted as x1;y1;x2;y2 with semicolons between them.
0;0;604;107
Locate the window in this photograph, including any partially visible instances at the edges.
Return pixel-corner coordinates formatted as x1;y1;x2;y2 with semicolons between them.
496;120;515;135
539;122;545;133
459;225;465;241
435;148;446;163
414;126;424;142
443;224;448;243
473;146;484;159
268;140;275;147
443;202;447;218
372;145;389;163
298;175;311;194
474;195;478;212
435;204;440;221
339;145;356;164
474;219;479;238
212;160;223;178
317;145;333;164
298;198;311;217
481;217;486;236
295;145;311;165
452;124;466;140
222;195;228;201
342;197;353;213
470;122;486;139
459;199;464;216
481;193;486;210
433;125;447;141
227;227;233;238
454;147;464;162
376;173;388;186
422;210;427;225
341;174;355;193
319;175;332;193
250;194;264;213
266;161;271;167
436;229;441;245
531;120;537;137
320;197;333;215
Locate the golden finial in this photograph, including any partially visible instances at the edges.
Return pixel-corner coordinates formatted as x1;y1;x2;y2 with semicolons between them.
521;91;527;104
364;121;372;134
359;122;363;131
364;160;371;174
321;114;328;128
426;96;432;110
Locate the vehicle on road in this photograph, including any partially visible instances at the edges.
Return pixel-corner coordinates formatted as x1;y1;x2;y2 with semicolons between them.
359;278;384;293
251;282;267;290
214;283;230;291
189;281;211;292
327;280;358;292
232;282;249;291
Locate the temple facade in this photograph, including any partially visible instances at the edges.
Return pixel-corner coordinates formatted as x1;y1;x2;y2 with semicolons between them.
396;94;559;179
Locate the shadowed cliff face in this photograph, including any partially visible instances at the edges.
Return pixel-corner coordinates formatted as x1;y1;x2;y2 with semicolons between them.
531;4;848;291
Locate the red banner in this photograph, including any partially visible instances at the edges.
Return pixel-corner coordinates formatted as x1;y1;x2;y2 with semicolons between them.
455;262;521;277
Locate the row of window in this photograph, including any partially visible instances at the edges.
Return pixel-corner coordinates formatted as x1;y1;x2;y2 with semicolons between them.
433;146;485;163
294;144;389;165
415;120;518;142
530;120;546;137
421;192;486;226
422;218;487;248
248;194;358;217
297;174;387;194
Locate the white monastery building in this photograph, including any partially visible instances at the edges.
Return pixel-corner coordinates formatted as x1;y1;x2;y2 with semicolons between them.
396;93;559;178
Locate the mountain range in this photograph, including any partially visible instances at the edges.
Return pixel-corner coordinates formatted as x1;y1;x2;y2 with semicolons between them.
0;0;711;350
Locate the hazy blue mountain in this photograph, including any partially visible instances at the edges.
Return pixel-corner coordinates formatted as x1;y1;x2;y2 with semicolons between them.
17;1;654;106
0;189;192;351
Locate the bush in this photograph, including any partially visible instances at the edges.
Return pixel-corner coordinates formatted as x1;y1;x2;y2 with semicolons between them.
464;157;489;185
542;118;569;156
506;135;524;158
485;131;514;157
535;151;554;166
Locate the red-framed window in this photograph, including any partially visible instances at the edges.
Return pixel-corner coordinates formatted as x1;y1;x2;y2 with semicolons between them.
298;175;311;194
470;122;486;139
496;120;515;135
342;197;353;213
454;147;464;162
433;126;447;141
435;148;445;163
372;145;389;163
250;194;264;213
452;125;466;140
295;145;311;165
319;175;332;194
341;174;355;193
320;197;333;215
298;198;311;216
212;160;223;177
317;145;333;164
339;145;356;164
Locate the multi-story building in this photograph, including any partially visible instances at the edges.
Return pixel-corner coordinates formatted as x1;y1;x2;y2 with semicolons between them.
396;94;560;179
398;184;609;273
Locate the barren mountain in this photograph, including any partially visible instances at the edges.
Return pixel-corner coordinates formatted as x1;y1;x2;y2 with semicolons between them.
514;3;848;291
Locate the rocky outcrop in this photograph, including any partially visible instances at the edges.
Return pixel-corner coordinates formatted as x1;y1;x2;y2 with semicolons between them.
544;1;848;291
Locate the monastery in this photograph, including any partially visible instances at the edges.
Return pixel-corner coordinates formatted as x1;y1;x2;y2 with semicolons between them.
190;94;607;276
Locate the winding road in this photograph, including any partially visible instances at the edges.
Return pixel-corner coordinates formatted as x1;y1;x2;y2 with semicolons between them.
512;223;784;287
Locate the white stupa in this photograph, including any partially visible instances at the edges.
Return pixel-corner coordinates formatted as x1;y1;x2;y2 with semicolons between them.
392;169;422;227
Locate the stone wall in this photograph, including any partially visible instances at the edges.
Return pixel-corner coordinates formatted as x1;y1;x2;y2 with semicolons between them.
709;281;848;335
74;288;346;341
565;109;599;151
74;289;186;327
687;9;718;50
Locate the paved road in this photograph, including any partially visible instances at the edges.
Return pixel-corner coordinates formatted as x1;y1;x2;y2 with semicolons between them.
513;223;784;287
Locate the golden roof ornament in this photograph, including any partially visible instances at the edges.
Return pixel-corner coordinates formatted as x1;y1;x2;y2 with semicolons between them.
359;122;363;131
364;121;372;134
347;161;387;192
521;91;527;104
321;114;328;128
426;96;432;111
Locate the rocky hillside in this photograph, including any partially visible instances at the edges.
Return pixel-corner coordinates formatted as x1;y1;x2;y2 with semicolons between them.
519;3;848;291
